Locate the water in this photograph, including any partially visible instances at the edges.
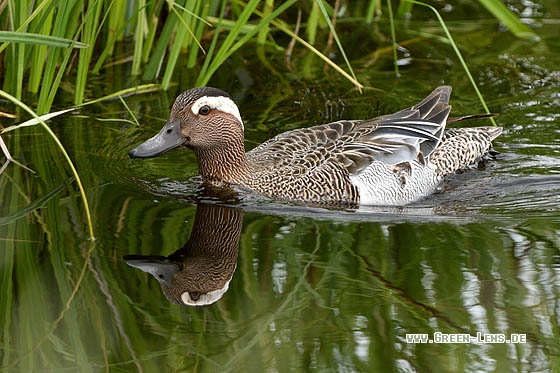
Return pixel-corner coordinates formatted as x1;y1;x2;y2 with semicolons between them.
1;2;560;371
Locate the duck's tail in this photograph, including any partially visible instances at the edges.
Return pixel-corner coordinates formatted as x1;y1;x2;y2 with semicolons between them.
429;126;503;177
447;113;495;124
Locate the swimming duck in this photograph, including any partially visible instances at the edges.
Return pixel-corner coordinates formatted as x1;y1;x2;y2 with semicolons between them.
129;86;502;207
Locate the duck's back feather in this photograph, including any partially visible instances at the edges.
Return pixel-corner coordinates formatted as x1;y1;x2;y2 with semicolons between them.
431;126;503;177
247;86;453;177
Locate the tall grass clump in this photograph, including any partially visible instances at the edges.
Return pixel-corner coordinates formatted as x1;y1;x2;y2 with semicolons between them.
0;0;538;113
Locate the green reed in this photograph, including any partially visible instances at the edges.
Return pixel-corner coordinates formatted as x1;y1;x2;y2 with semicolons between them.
405;0;499;125
0;90;95;239
0;0;537;112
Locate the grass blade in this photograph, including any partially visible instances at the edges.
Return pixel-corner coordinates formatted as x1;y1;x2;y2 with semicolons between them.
132;0;147;76
0;31;88;48
405;0;496;126
478;0;539;40
141;5;178;81
0;184;65;225
196;0;262;86
0;135;13;175
198;0;363;90
386;0;399;77
316;0;363;91
75;0;105;105
83;83;163;105
1;108;76;133
0;89;95;239
268;18;364;90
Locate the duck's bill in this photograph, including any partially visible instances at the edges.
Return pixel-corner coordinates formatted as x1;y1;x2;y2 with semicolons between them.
129;119;184;158
123;255;179;287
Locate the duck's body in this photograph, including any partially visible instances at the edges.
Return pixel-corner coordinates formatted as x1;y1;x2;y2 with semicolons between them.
129;86;502;207
242;120;441;206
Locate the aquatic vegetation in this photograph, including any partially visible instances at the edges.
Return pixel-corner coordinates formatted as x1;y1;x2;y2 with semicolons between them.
0;0;536;113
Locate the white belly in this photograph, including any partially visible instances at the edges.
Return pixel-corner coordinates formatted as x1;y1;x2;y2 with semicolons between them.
350;161;441;206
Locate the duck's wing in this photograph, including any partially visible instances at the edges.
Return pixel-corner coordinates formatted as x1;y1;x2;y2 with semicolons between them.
247;86;452;176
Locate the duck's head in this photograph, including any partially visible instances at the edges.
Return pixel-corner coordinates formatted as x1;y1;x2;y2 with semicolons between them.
129;87;244;158
124;255;235;306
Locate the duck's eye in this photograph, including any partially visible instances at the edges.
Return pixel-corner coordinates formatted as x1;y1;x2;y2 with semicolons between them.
198;105;211;115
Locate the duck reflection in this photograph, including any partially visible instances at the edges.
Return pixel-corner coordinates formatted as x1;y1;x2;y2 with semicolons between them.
124;203;242;306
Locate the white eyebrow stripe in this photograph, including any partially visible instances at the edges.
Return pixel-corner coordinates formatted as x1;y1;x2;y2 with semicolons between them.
191;96;243;129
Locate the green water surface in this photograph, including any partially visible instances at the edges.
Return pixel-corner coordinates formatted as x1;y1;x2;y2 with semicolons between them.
1;1;559;372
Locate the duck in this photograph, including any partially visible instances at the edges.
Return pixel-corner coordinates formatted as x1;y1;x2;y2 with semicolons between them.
129;86;502;207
